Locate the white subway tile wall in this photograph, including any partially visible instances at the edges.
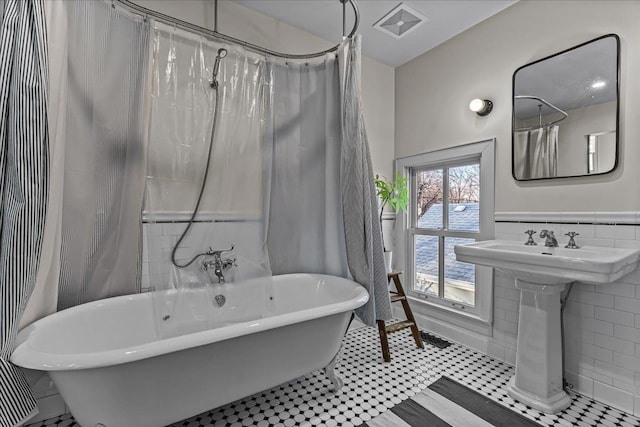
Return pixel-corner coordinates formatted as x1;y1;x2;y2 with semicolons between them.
491;219;640;416
141;220;264;291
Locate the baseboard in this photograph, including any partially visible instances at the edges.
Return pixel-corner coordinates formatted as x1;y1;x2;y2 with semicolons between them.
400;307;516;366
24;394;68;425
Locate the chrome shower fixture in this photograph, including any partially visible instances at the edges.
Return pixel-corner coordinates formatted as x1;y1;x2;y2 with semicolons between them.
211;48;228;88
173;49;226;269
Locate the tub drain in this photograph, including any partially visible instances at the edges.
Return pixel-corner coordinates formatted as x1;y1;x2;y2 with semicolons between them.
214;294;226;307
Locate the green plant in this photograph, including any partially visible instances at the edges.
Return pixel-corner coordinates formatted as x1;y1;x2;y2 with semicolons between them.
375;173;409;251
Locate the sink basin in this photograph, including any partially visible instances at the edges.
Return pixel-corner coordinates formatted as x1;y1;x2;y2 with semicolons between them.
454;240;640;285
454;239;640;414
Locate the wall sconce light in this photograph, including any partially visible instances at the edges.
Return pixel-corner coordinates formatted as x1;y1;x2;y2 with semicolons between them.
469;98;493;116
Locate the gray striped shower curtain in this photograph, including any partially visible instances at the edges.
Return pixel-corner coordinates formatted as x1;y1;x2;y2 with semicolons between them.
265;37;392;326
0;0;49;425
340;36;392;326
57;1;150;310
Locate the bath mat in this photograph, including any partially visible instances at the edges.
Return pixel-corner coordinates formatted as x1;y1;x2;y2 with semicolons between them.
425;376;541;426
420;331;452;349
362;376;541;427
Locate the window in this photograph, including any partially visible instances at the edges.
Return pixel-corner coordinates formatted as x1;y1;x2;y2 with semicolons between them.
395;140;495;327
587;135;597;173
413;163;479;306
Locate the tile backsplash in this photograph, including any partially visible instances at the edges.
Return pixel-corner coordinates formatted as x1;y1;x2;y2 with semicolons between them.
141;212;265;291
415;212;640;416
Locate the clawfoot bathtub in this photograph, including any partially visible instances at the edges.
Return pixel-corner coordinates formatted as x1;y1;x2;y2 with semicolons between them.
12;274;369;427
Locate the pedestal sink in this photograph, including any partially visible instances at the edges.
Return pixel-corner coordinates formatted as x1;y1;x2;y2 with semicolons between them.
455;240;640;414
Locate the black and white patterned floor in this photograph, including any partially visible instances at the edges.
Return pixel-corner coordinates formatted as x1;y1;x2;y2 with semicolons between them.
27;323;640;427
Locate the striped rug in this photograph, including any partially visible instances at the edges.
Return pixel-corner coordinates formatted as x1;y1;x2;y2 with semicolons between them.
362;376;540;427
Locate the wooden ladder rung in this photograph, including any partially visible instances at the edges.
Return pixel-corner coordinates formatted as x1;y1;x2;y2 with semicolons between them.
378;271;424;363
385;320;415;334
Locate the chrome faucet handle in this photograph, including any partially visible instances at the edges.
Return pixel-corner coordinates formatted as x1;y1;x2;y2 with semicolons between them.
221;256;237;268
524;230;537;246
207;245;235;257
564;232;580;249
203;245;236;271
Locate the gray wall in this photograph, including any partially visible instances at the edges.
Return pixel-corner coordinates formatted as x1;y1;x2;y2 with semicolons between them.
394;0;640;416
395;0;640;212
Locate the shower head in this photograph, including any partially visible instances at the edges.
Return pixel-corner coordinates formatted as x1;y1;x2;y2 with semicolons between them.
211;48;228;88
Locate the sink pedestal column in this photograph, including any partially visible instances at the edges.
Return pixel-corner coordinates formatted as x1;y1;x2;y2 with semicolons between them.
507;279;572;414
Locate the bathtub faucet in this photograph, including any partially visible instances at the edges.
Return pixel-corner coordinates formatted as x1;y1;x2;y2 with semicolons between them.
203;245;237;284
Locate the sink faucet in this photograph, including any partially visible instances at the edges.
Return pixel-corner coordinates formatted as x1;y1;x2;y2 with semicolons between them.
539;230;558;247
203;246;236;284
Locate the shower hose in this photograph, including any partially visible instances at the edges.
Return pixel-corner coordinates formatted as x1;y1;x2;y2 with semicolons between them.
171;51;226;269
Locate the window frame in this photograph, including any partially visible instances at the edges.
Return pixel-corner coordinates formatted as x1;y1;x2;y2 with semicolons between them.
394;139;495;330
411;160;480;306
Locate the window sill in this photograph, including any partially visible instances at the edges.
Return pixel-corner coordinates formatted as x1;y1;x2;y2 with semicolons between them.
406;295;493;336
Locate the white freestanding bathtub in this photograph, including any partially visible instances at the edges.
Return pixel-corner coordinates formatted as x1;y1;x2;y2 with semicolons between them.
11;274;368;427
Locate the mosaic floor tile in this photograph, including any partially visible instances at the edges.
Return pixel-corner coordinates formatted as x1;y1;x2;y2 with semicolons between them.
27;323;640;427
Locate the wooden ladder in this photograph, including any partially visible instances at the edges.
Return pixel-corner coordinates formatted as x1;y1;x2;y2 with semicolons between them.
377;271;424;362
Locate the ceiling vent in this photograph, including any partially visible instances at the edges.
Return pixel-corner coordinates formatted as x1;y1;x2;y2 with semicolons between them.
373;3;427;39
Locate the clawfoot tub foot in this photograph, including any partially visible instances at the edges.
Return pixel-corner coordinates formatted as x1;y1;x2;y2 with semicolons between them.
324;346;344;392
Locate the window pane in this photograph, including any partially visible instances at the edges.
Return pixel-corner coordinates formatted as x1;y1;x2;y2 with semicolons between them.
587;135;597;173
416;169;443;229
414;235;439;297
448;164;480;231
444;237;476;306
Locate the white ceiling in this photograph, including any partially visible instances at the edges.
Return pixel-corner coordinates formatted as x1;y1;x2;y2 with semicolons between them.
235;0;518;67
514;35;618;119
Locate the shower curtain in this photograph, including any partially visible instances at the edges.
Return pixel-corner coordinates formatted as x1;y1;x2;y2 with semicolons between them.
339;36;391;325
145;23;271;338
19;0;67;329
266;36;391;325
56;1;151;310
0;1;49;425
145;26;390;333
9;8;391;403
265;54;349;278
514;125;559;179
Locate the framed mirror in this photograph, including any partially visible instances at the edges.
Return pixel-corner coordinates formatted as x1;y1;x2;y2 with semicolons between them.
512;34;620;181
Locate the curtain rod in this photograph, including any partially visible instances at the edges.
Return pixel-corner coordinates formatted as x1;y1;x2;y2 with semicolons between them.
514;95;569;131
115;0;360;60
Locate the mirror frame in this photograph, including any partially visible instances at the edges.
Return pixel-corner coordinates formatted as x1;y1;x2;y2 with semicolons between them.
511;34;620;181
